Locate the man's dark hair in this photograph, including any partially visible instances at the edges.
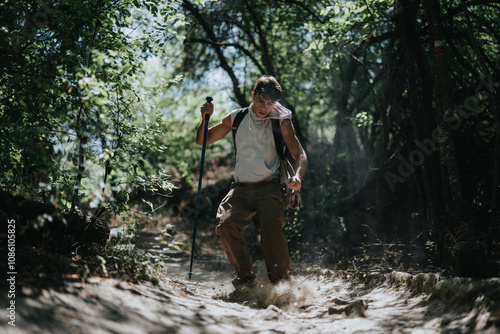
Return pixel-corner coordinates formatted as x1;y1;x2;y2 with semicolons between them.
253;75;282;101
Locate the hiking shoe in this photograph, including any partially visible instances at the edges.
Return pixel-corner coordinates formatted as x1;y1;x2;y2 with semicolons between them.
231;274;257;289
268;274;291;285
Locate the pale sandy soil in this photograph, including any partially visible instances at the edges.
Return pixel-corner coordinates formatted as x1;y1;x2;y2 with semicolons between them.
2;253;499;334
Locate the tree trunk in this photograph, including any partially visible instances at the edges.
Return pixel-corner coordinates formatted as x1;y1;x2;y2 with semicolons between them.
424;0;475;272
460;0;500;228
398;0;442;255
331;41;369;194
492;95;500;226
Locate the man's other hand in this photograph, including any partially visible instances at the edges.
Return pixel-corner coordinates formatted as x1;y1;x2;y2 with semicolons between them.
286;175;302;191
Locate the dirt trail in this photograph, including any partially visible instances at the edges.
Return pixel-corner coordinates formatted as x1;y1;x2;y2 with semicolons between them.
2;251;499;334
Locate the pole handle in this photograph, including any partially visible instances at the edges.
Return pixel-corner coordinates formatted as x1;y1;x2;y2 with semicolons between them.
204;96;213;121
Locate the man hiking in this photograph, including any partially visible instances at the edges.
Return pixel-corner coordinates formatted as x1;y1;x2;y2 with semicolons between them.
196;75;307;288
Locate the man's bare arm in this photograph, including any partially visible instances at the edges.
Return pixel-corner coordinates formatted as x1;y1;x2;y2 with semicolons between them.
196;102;232;145
281;119;307;190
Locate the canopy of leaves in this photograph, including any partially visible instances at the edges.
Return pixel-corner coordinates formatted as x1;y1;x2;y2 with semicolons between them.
0;0;185;214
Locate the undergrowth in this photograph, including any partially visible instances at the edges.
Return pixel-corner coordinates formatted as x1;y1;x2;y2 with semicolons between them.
73;243;164;285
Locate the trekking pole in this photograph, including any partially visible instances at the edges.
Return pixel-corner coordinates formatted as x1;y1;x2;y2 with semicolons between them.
188;96;213;279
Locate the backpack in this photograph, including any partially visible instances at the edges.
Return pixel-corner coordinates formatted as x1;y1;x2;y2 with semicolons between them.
231;108;301;209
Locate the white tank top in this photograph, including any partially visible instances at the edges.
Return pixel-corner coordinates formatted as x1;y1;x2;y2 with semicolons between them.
230;103;292;183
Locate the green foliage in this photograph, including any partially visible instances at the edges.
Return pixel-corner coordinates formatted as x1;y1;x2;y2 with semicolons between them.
79;217;181;283
0;0;182;212
0;0;191;283
79;243;162;284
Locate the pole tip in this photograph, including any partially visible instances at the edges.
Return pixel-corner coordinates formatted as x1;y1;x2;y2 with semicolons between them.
188;272;193;279
206;96;213;103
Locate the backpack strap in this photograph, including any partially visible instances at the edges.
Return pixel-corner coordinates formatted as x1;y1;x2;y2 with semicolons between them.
231;108;249;154
271;119;284;158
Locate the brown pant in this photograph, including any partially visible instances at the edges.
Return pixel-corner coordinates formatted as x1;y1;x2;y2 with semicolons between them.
215;179;290;283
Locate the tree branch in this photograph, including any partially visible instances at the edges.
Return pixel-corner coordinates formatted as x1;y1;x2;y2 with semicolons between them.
241;0;276;75
280;0;325;24
185;38;266;74
182;0;247;106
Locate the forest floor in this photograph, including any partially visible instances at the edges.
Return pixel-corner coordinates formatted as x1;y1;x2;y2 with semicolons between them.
2;223;500;334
